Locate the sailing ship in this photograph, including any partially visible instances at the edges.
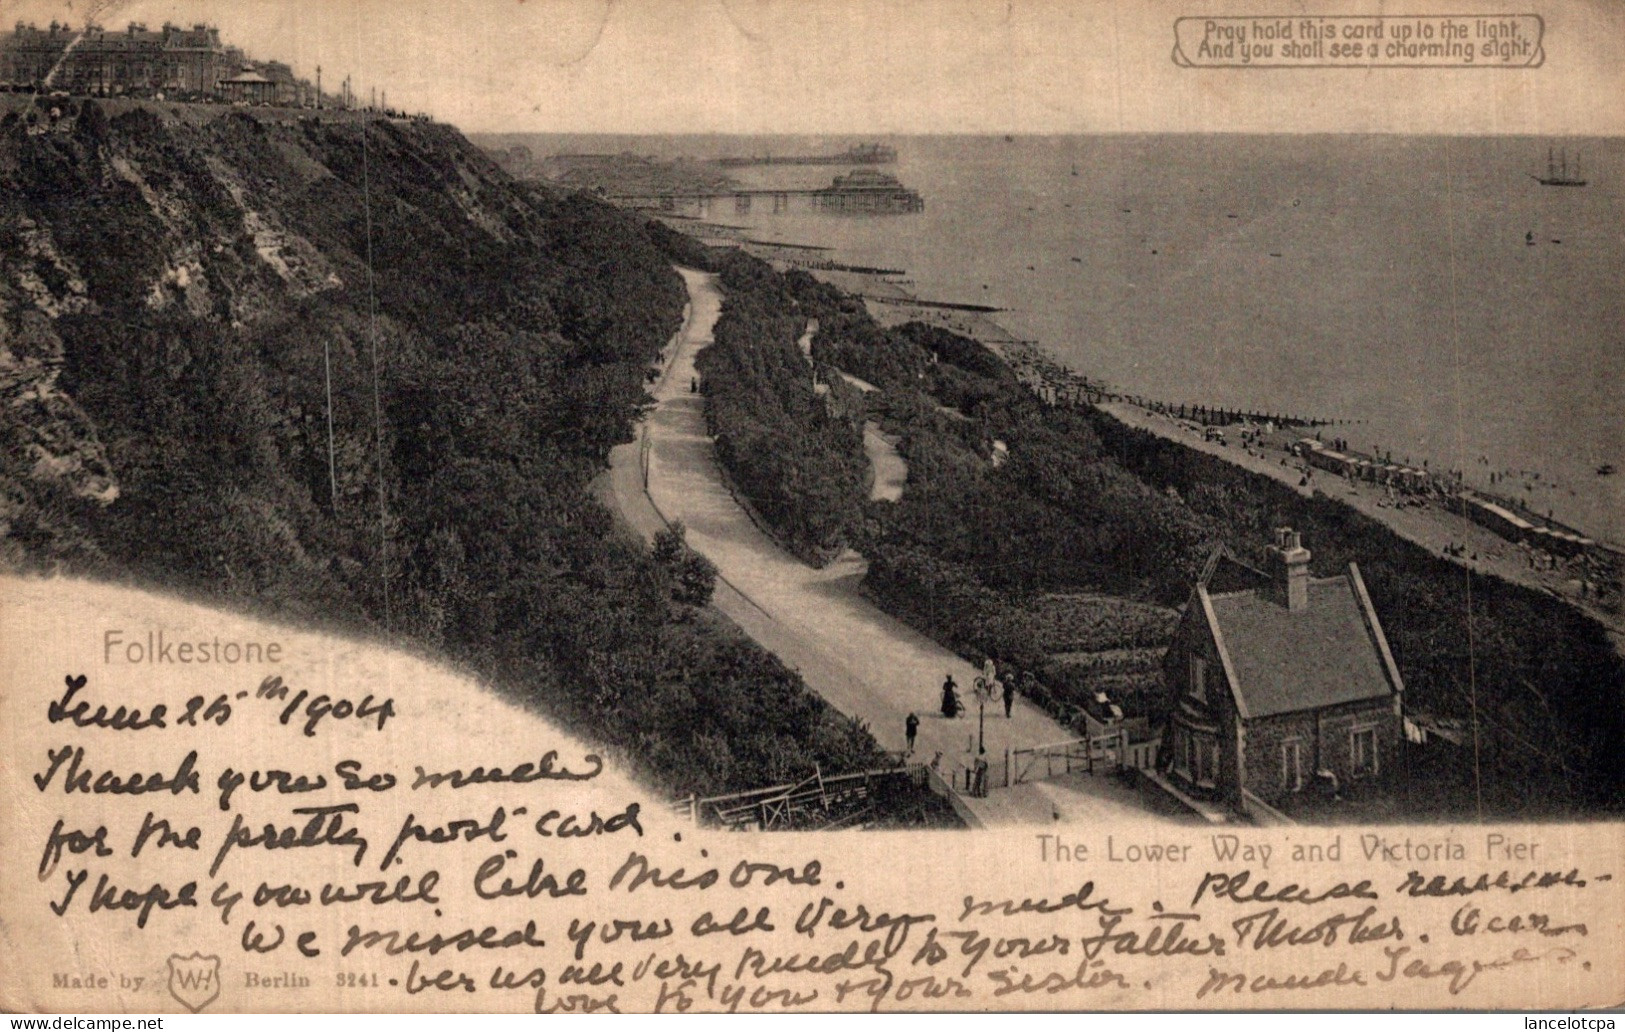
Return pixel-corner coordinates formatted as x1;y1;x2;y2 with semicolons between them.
1533;147;1587;187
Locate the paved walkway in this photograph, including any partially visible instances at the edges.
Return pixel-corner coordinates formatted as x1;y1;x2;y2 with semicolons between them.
863;425;907;502
608;268;1189;827
832;369;907;503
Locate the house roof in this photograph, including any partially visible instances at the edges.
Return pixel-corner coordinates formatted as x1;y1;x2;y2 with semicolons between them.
1202;570;1400;719
1200;547;1271;595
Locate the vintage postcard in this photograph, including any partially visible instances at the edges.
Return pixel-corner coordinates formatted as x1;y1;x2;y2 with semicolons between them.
1;0;1621;1015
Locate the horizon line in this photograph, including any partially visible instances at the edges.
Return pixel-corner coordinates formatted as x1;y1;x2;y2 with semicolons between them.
465;128;1624;139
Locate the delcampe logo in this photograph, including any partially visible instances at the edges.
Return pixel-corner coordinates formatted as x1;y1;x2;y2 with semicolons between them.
165;953;221;1013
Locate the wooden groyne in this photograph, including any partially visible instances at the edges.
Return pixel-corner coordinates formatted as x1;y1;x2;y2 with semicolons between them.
1131;400;1350;429
995;350;1344;429
781;258;908;276
864;294;1006;313
747;238;834;251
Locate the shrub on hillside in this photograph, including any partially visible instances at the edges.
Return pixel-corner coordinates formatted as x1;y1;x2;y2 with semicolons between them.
6;116;891;799
694;252;869;564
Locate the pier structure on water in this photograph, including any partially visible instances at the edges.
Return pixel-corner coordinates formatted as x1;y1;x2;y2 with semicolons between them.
605;171;924;216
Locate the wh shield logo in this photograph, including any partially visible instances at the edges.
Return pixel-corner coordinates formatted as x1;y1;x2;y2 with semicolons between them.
166;953;221;1012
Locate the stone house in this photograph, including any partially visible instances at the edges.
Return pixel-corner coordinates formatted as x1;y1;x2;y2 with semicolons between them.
1159;529;1404;815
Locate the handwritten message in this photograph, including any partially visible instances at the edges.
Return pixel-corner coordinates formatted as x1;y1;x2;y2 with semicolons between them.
1;577;1621;1013
1174;16;1544;67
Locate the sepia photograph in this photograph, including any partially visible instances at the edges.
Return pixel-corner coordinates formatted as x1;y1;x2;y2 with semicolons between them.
0;0;1620;1015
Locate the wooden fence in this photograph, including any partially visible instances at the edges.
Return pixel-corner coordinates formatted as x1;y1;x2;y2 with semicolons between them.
1009;730;1127;786
671;764;924;831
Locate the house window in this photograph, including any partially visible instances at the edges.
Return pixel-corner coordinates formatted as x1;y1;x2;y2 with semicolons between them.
1189;655;1207;702
1192;734;1218;788
1281;740;1303;793
1172;725;1221;790
1350;727;1378;778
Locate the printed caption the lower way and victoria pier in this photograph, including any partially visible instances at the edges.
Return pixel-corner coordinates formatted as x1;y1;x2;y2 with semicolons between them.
1037;833;1543;867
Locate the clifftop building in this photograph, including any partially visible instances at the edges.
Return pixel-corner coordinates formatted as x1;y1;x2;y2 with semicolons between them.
1159;529;1405;818
2;21;309;104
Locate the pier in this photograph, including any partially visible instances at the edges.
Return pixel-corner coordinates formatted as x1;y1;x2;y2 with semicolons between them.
612;188;922;215
607;171;924;215
611;188;822;213
614;189;823;216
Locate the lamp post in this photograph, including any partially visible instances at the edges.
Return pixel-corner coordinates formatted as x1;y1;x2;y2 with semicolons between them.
974;696;989;798
964;676;988;798
977;689;986;756
973;676;987;755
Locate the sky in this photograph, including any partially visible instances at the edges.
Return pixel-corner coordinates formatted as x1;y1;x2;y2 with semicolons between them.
8;0;1624;135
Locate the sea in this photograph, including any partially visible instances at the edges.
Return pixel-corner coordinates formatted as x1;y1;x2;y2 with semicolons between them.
485;133;1625;545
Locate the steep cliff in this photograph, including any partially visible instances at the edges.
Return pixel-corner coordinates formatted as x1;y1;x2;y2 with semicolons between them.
2;101;674;567
0;101;887;797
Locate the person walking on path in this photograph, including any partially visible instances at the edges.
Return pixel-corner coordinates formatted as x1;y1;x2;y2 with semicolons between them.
1003;676;1015;718
941;675;960;718
905;712;920;754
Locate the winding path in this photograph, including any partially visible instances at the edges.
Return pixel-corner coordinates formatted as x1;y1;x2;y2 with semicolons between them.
609;268;1191;827
864;425;907;503
833;369;907;503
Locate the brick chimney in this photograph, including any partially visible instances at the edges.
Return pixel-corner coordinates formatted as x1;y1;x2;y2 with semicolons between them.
1266;527;1311;612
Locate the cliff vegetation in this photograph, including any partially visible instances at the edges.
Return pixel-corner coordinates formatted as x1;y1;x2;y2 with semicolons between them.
675;243;1625;820
0;102;887;798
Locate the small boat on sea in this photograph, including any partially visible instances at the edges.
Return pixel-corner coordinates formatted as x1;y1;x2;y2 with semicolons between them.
1533;147;1587;187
